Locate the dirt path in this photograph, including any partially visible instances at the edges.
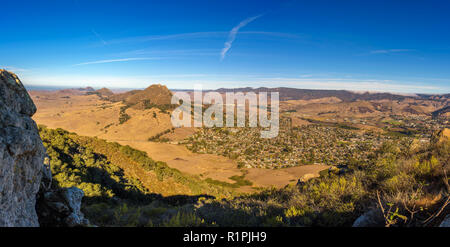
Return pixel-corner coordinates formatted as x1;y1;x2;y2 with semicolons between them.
245;164;329;188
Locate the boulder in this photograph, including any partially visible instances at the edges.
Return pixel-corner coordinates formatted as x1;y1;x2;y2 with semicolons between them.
0;69;89;227
439;214;450;227
0;69;45;227
36;187;90;227
352;209;385;227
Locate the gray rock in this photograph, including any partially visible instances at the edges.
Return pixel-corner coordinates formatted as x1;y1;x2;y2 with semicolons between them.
439;214;450;227
352;209;385;227
0;69;45;227
36;187;89;227
65;212;83;226
61;187;88;227
0;70;90;227
41;156;52;190
62;187;84;214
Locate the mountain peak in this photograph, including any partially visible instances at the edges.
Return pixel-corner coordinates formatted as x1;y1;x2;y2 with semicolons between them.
107;84;173;107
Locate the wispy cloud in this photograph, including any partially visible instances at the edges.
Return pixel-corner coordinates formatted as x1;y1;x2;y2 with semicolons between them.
239;31;301;38
369;49;415;54
221;14;263;61
106;32;227;45
91;29;107;45
102;30;299;47
73;57;161;66
114;48;220;57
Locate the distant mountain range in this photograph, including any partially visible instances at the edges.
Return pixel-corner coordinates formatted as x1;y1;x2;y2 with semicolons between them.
27;84;450;103
210;87;450;102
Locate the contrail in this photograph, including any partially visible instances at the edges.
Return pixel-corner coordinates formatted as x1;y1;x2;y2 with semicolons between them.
73;57;160;66
221;14;262;61
91;29;108;45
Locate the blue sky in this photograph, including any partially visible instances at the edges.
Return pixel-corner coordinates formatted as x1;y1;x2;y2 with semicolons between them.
1;0;449;93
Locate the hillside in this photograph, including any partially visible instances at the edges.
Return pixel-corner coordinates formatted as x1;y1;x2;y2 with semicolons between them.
432;105;450;119
38;126;238;226
30;89;175;142
196;135;449;226
39;126;234;197
108;84;174;110
93;87;114;97
39;125;450;227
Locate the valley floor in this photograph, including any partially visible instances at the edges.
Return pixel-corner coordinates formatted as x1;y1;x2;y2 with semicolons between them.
31;92;328;192
117;140;328;191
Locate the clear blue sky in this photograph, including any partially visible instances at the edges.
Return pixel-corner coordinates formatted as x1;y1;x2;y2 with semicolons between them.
1;0;449;93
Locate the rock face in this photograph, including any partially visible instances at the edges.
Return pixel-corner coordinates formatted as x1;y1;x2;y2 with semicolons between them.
352;209;385;227
35;155;89;227
439;214;450;227
0;70;89;227
0;69;45;226
36;186;90;226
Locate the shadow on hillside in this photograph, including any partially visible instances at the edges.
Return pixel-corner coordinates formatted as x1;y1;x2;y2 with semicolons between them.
195;200;359;227
77;166;215;206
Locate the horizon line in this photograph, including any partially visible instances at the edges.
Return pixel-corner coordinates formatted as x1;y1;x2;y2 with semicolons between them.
23;83;449;96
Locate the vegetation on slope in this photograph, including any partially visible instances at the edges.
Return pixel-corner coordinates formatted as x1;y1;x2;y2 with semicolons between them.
38;126;234;226
196;131;449;227
39;125;449;227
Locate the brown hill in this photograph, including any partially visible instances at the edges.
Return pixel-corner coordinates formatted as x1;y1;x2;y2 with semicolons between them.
108;84;173;108
432;105;450;119
94;87;114;97
50;87;95;96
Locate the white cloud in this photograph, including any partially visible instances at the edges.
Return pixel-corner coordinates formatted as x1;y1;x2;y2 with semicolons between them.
106;32;227;45
220;15;263;60
73;57;161;66
370;49;414;54
105;30;297;47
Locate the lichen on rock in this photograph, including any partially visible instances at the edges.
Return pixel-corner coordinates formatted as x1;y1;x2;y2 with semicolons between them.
0;69;45;227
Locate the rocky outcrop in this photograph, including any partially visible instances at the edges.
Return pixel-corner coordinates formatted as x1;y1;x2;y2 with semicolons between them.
439;214;450;227
352;209;385;227
0;69;45;226
35;155;89;227
36;186;90;227
0;69;89;227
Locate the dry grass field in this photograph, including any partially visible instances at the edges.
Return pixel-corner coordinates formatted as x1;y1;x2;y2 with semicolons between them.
30;90;329;192
32;87;447;192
